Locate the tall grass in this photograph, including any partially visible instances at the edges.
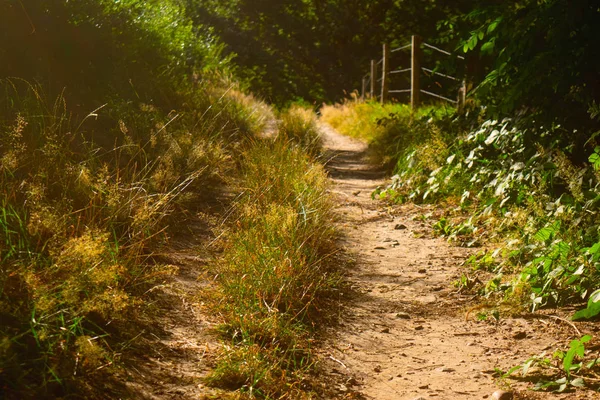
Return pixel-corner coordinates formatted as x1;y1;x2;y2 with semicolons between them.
0;78;269;397
207;114;337;398
277;105;323;157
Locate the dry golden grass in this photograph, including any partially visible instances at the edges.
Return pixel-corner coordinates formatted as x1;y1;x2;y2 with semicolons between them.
0;78;271;396
206;129;338;398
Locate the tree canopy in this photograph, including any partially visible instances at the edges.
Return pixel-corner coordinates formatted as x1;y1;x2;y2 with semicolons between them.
185;0;600;132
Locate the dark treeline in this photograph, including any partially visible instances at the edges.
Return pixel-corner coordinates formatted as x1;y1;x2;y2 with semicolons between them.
186;0;473;106
187;0;600;134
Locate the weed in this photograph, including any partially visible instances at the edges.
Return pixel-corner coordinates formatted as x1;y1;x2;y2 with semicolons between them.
0;75;267;395
504;335;598;392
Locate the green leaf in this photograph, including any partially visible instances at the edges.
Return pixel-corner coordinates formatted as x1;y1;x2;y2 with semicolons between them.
478;31;484;40
522;358;534;376
589;152;600;168
468;36;478;50
563;336;591;376
534;221;560;242
571;378;585;388
481;40;495;54
573;290;600;320
504;364;523;377
487;18;501;34
580;334;592;344
588;242;600;255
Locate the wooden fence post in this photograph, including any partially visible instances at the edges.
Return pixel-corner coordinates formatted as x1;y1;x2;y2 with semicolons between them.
411;35;421;110
457;78;466;111
370;60;377;99
381;43;390;104
361;77;367;101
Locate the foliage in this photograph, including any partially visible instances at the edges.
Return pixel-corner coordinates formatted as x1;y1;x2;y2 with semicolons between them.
573;289;600;321
504;335;598;392
185;0;474;106
377;112;600;312
321;99;455;166
457;0;600;135
0;1;272;396
0;76;270;396
327;99;600;321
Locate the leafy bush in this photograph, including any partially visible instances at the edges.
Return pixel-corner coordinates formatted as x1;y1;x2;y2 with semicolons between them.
325;98;600;316
381;112;600;312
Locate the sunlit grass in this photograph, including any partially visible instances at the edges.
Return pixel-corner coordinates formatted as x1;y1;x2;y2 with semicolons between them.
207;130;338;398
321;98;456;166
0;78;269;396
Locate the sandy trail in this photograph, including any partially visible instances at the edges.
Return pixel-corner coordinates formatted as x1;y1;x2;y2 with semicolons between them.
318;124;593;400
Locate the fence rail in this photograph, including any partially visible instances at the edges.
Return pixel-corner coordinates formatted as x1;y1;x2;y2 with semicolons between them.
360;35;467;111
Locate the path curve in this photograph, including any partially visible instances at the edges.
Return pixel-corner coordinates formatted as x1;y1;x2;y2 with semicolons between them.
319;123;570;400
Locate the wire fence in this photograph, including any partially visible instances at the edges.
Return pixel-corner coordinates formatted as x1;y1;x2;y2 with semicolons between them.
360;35;466;110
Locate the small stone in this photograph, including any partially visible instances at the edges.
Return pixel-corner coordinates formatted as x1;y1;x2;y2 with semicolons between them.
414;325;424;331
346;377;359;386
374;365;382;373
352;190;361;196
418;384;429;389
396;312;411;319
513;331;527;340
418;268;427;274
381;327;390;333
375;246;386;250
395;223;408;230
491;390;513;400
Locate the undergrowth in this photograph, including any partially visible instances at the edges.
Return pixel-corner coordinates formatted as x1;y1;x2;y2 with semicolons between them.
207;108;337;398
0;77;270;398
323;97;600;391
0;1;272;395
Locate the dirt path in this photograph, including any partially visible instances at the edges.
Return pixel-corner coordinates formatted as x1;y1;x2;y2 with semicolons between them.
318;124;595;400
103;196;228;399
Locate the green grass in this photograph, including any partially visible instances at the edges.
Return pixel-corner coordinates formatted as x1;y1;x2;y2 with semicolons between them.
321;99;455;166
0;76;270;397
207;120;338;398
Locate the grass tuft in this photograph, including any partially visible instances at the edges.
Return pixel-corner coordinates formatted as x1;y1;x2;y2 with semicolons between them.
207;129;337;398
